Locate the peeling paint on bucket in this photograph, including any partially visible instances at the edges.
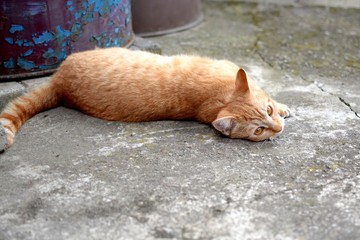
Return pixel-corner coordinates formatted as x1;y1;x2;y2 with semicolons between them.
0;0;134;81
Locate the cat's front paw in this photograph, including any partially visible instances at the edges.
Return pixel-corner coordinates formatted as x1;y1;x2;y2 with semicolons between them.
276;103;291;118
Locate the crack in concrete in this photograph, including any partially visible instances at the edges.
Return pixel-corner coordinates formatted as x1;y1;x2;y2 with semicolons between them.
255;45;360;119
298;74;360;119
249;6;276;70
251;24;358;120
314;81;360;119
339;97;360;118
255;50;275;68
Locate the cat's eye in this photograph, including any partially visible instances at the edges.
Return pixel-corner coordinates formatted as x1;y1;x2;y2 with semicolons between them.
254;127;265;135
267;106;273;116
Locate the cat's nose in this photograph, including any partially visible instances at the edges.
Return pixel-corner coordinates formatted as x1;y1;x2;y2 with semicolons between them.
272;125;283;133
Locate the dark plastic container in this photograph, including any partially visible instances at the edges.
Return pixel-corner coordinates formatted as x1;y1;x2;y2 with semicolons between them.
132;0;203;37
0;0;134;81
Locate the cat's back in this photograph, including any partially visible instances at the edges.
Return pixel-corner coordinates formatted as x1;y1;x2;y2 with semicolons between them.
63;47;167;69
54;48;173;86
54;47;239;91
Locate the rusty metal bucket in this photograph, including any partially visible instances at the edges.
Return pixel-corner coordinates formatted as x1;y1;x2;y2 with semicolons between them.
132;0;203;37
0;0;134;81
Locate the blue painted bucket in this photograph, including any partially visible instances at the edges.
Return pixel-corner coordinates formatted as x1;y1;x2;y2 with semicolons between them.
0;0;134;81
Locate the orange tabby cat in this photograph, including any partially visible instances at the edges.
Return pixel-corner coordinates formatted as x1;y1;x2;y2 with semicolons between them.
0;48;290;152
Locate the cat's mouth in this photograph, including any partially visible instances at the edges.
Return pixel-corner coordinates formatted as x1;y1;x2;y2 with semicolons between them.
269;133;282;141
268;122;285;141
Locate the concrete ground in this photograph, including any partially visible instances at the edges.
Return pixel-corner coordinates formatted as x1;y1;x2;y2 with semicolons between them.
0;1;359;240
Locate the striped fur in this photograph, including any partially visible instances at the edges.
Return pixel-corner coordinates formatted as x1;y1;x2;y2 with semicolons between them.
0;83;60;150
0;48;290;151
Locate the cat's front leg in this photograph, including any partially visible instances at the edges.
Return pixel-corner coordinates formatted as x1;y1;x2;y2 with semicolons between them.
275;101;291;118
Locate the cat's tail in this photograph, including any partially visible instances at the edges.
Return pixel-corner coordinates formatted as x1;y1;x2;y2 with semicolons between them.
0;81;61;152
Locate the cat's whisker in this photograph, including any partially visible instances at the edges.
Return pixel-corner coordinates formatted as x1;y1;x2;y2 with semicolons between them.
273;138;284;146
267;134;288;146
285;120;304;129
256;140;267;150
269;138;278;146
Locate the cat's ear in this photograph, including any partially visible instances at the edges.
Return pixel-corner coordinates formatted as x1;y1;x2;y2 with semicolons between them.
212;116;236;137
235;68;250;93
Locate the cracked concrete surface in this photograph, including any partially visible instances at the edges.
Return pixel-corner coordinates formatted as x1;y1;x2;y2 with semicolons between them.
315;81;359;118
0;1;359;240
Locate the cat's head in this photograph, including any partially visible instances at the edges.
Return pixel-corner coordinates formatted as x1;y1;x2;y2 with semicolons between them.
212;69;285;141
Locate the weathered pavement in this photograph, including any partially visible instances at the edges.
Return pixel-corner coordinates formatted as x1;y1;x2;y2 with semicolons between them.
0;2;359;239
